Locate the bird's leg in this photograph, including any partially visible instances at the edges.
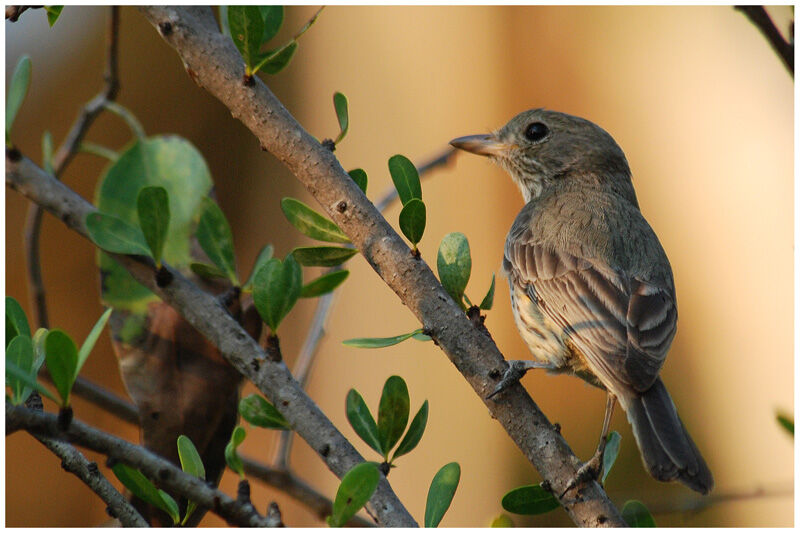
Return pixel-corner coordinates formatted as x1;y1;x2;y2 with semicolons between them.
486;359;558;399
560;393;617;497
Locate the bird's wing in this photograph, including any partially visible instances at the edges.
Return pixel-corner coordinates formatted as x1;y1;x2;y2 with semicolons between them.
505;240;676;393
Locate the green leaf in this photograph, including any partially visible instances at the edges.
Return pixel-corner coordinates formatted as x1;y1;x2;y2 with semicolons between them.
345;389;383;455
437;232;471;310
490;514;515;527
225;425;247;478
177;435;206;480
45;6;64;27
76;308;112;378
348;168;367;193
301;269;349;298
411;332;432;342
398;198;426;247
328;462;381;527
177;434;205;524
6;335;34;404
190;262;228;281
776;412;794;436
239;393;290;429
159;490;181;525
601;431;622;484
281;198;350;243
259;6;283;43
377;376;410;457
111;463;179;524
388;154;421;206
501;484;559;515
243;244;274;291
95;136;213;311
391;399;428;461
196;197;238;285
254;41;298;75
86;212;151;257
32;328;48;368
6;55;32;138
136;186;170;266
227;5;264;72
5;358;58;403
342;329;422;348
622;500;656;527
253;255;302;332
44;329;78;406
333;92;349;144
292;246;358;267
42;130;54;174
479;273;496;310
6;296;31;347
424;462;461;527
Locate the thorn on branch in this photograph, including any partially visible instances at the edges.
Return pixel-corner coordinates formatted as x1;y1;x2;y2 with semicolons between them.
321;138;336;152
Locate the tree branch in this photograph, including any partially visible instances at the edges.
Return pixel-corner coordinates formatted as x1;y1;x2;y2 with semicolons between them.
735;6;793;77
6;151;415;527
7;402;272;527
137;6;623;527
24;5;120;330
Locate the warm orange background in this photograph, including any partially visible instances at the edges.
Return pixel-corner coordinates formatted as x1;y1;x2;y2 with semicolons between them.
6;6;793;527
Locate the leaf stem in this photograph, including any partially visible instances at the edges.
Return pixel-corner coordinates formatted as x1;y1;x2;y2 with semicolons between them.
79;142;119;162
103;101;146;139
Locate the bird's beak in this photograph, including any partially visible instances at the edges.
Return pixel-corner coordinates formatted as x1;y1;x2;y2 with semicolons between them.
449;134;510;157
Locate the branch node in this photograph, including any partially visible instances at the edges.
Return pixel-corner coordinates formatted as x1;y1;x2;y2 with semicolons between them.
321;138;336;152
57;406;74;431
158;20;173;36
155;265;173;287
265;334;282;362
6;146;22;162
237;479;252;505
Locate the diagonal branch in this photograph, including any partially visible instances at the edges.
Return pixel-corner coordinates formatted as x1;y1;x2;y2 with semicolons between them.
137;6;623;527
6;151;415;527
735;6;793;77
7;402;272;527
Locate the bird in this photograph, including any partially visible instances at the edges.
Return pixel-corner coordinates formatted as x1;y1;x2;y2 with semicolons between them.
450;109;713;495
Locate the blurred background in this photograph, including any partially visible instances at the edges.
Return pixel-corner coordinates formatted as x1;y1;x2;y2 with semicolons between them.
5;5;793;527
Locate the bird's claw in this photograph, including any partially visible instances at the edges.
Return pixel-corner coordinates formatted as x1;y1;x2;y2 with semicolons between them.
559;449;604;498
486;361;528;399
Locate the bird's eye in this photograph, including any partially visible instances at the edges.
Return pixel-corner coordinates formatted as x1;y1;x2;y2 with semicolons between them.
524;122;548;142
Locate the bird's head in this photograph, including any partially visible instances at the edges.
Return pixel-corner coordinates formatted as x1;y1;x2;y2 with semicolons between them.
450;109;634;204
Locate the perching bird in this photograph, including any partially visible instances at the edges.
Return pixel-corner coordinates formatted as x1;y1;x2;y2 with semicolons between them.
450;109;713;494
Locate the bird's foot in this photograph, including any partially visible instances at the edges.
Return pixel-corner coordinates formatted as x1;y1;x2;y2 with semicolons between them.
559;446;605;498
486;360;557;400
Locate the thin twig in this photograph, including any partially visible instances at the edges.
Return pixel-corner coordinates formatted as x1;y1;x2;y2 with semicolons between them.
136;6;623;526
274;147;456;469
24;5;120;330
7;402;272;527
6;152;417;527
735;6;794;77
642;481;793;517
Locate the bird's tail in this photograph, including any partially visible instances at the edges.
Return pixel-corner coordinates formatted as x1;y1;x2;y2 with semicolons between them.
621;378;714;494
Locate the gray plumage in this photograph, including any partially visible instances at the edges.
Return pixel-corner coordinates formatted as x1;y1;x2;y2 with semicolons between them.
451;108;713;494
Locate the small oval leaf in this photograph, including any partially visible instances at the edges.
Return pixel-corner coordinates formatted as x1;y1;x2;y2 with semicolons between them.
490;514;515;527
225;425;247;478
328;462;381;527
479;273;496;310
243;244;274;290
190;262;228;281
239;393;290;429
388;154;421;206
44;329;79;406
622;500;656;527
281;198;350;243
501;484;559;515
399;198;426;246
425;462;461;527
348;168;367;193
333;92;349;144
227;5;264;71
342;329;421;349
292;246;357;267
137;186;170;266
301;269;349;298
377;376;410;456
346;389;383;455
253;255;302;332
601;431;622;484
111;463;179;523
6;296;31;346
6;335;34;404
259;5;283;43
437;232;471;309
177;435;206;480
6;55;32;137
391;399;428;461
85;212;151;257
196;197;238;285
256;41;298;75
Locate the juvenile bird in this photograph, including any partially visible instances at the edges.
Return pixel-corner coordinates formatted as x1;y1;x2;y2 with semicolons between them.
450;109;713;494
